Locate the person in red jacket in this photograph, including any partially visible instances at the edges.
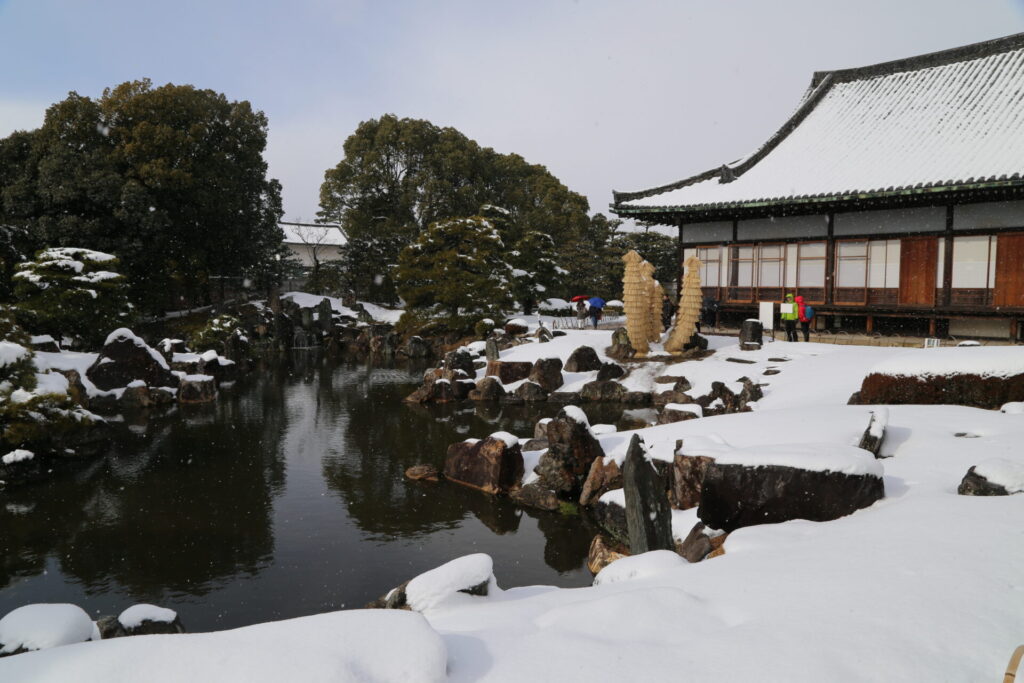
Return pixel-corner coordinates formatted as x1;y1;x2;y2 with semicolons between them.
795;295;811;342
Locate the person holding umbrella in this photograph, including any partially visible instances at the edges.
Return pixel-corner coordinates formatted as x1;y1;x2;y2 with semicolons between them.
571;295;589;329
587;296;606;329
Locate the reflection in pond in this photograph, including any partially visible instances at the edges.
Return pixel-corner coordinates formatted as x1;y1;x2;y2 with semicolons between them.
1;354;617;632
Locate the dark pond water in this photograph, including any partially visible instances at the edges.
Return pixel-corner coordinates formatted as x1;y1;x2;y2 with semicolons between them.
0;354;631;632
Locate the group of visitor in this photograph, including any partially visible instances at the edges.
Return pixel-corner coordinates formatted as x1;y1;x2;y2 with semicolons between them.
574;297;605;329
780;293;814;342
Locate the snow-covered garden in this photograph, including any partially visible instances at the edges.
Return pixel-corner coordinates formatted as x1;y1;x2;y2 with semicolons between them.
3;321;1022;681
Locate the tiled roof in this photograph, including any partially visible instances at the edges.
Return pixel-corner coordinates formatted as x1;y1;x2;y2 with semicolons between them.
281;223;347;246
614;33;1024;214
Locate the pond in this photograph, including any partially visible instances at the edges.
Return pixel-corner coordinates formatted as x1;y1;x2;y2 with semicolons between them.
0;354;622;632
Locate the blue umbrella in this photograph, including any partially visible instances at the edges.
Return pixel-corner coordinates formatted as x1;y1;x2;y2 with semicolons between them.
587;296;606;309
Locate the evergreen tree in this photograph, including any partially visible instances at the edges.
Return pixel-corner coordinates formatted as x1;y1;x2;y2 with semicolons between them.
319;115;589;299
508;230;559;313
394;216;513;321
0;80;283;313
13;247;133;346
612;230;679;288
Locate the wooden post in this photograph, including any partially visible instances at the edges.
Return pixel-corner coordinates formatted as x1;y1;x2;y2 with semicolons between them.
866;315;874;334
942;206;954;307
929;318;937;337
1010;318;1019;342
825;213;835;305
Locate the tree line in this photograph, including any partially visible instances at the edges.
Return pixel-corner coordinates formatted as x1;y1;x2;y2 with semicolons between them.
0;83;676;327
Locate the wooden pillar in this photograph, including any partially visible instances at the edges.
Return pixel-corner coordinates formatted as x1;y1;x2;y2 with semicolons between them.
825;213;835;305
866;315;874;334
1011;318;1019;342
929;318;937;337
676;221;684;301
942;205;954;307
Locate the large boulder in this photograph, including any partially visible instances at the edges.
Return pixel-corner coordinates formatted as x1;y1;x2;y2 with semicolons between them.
510;482;560;511
565;346;602;372
513;381;549;403
622;434;675;555
534;406;605;497
117;604;185;636
178;375;217;404
0;603;94;656
596;362;625;381
589;497;628;545
443;433;524;495
855;370;1024;410
529;358;564;392
607;327;634;361
958;460;1024;496
484;360;532;385
587;534;628;574
677;522;728;563
697;445;885;532
580;380;627;403
670;446;715;510
401;335;432;359
579;456;622;506
444;349;476;377
658;404;702;425
86;328;177;391
469;376;506;402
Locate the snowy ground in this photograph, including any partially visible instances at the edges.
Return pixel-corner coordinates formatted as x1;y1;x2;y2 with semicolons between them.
4;327;1023;681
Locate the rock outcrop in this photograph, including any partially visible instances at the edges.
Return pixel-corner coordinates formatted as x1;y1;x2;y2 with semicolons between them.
443;434;524;495
564;345;602;372
622;434;674;554
87;329;177;391
528;358;564;392
484;360;532;385
698;454;885;532
534;407;605;497
855;371;1024;410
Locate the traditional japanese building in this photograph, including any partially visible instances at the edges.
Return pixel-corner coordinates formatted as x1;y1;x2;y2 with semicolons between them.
612;33;1024;340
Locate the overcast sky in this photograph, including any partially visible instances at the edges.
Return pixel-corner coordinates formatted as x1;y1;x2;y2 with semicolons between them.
2;0;1022;223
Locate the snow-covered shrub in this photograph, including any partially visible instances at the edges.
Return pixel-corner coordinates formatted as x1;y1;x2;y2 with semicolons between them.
12;247;133;347
189;314;246;353
0;306;36;391
0;392;101;456
473;318;496;339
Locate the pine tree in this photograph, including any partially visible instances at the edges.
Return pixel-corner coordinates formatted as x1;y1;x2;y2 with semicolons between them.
13;247;133;346
395;216;514;322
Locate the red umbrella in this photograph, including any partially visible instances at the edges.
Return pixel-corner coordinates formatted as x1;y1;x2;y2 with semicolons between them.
570;295;591;302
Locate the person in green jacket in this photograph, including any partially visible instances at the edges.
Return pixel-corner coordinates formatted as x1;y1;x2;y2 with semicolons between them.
781;293;799;342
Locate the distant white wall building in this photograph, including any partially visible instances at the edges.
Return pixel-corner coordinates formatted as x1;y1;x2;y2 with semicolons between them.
281;222;347;268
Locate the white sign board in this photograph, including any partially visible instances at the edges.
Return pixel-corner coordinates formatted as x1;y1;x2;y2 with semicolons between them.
758;301;775;334
780;303;794;315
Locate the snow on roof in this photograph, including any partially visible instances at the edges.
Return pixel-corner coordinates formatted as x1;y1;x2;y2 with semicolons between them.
280;223;347;247
616;34;1024;212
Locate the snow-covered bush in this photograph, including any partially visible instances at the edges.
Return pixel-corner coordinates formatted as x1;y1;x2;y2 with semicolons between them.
0;306;36;391
12;247;132;347
0;392;101;455
189;314;246;353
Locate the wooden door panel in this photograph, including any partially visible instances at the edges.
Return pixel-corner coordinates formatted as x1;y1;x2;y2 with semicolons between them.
899;237;937;306
994;233;1024;308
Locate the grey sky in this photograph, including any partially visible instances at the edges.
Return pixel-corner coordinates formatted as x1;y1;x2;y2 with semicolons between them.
1;0;1022;223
